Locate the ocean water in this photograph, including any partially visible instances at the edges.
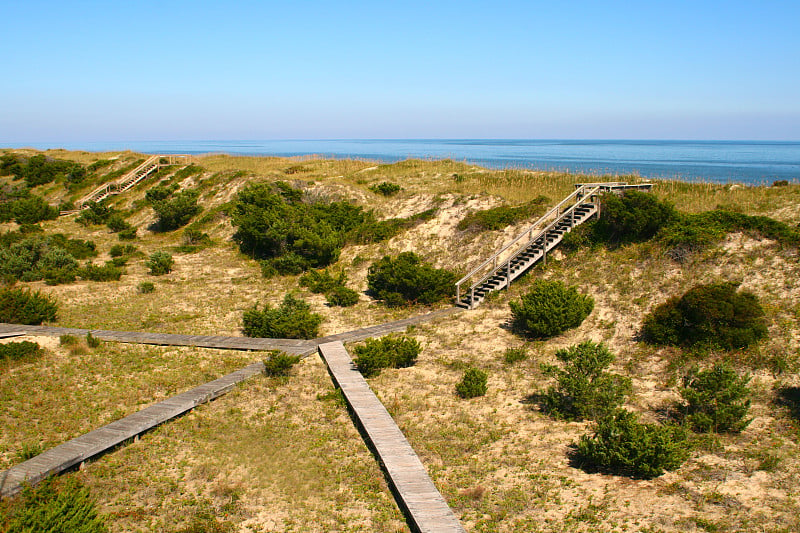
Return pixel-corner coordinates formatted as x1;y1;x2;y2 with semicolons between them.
12;139;800;185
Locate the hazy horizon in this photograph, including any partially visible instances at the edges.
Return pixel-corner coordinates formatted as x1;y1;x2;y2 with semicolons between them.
2;1;798;142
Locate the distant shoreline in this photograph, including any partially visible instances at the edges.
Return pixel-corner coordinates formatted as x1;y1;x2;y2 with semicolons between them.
4;139;800;184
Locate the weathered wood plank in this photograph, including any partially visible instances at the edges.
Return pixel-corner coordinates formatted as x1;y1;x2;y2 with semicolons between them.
0;362;265;499
318;341;465;533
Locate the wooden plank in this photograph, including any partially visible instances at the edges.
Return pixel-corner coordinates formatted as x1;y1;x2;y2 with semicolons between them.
0;362;265;499
318;341;465;533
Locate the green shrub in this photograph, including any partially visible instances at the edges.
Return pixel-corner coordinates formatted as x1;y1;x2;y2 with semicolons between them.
642;282;767;350
263;351;301;377
76;201;115;226
146;251;174;275
86;332;102;348
503;346;528;364
679;364;752;433
510;279;594;339
150;189;202;231
575;410;690;479
353;334;421;377
77;262;123;282
0;287;58;324
457;196;550;231
109;244;138;258
137;281;155;294
595;191;679;244
299;269;347;294
105;214;131;233
538;341;631;421
0;341;42;362
59;334;79;346
326;285;359;307
242;293;322;339
9;195;60;225
367;252;457;306
0;476;107;532
117;227;137;240
38;247;79;285
369;181;402;196
456;367;488;398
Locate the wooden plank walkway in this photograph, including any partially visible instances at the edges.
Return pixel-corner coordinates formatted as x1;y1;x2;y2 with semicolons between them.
0;323;313;354
0;362;265;499
318;341;465;533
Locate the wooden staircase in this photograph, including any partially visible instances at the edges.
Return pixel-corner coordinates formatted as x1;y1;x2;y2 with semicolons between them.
63;154;192;214
455;182;652;309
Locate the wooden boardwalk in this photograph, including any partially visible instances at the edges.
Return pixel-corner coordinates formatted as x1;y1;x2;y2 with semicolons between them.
0;323;313;354
0;362;265;498
318;341;465;533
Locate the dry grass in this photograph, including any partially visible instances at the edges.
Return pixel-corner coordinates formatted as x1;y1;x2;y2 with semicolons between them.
2;149;800;531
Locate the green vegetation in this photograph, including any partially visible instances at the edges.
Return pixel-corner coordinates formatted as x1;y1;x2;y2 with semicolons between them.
594;190;679;243
0;476;107;532
145;251;174;276
137;281;155;294
299;268;359;307
503;346;528;364
538;341;631;421
0;341;43;364
457;196;550;231
575;410;690;479
148;187;202;231
642;282;767;350
231;182;433;275
231;182;371;273
366;252;457;306
109;244;138;258
0;287;58;324
352;334;421;377
262;351;302;377
510;279;594;339
679;364;752;433
369;181;402;196
242;293;322;339
1;153;86;188
76;202;116;227
456;367;488;398
0;233;101;285
77;262;123;282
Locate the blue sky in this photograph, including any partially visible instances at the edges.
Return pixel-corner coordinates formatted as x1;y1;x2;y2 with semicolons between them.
1;0;798;142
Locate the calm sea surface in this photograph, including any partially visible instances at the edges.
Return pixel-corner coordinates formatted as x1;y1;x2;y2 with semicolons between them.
12;139;800;184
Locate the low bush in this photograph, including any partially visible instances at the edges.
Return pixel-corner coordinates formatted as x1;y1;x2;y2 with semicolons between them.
0;476;107;532
457;196;550;231
77;262;123;282
106;214;132;233
456;367;488;398
299;269;347;294
150;189;202;231
594;191;679;244
679;364;752;433
243;293;322;339
0;287;58;324
326;285;359;307
503;346;528;364
367;252;457;306
642;282;767;350
369;181;402;196
575;410;690;479
109;244;138;258
263;351;301;377
0;341;43;363
538;341;631;421
86;332;102;348
76;201;115;226
146;251;174;276
510;279;594;339
117;227;137;240
137;281;155;294
353;334;421;377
